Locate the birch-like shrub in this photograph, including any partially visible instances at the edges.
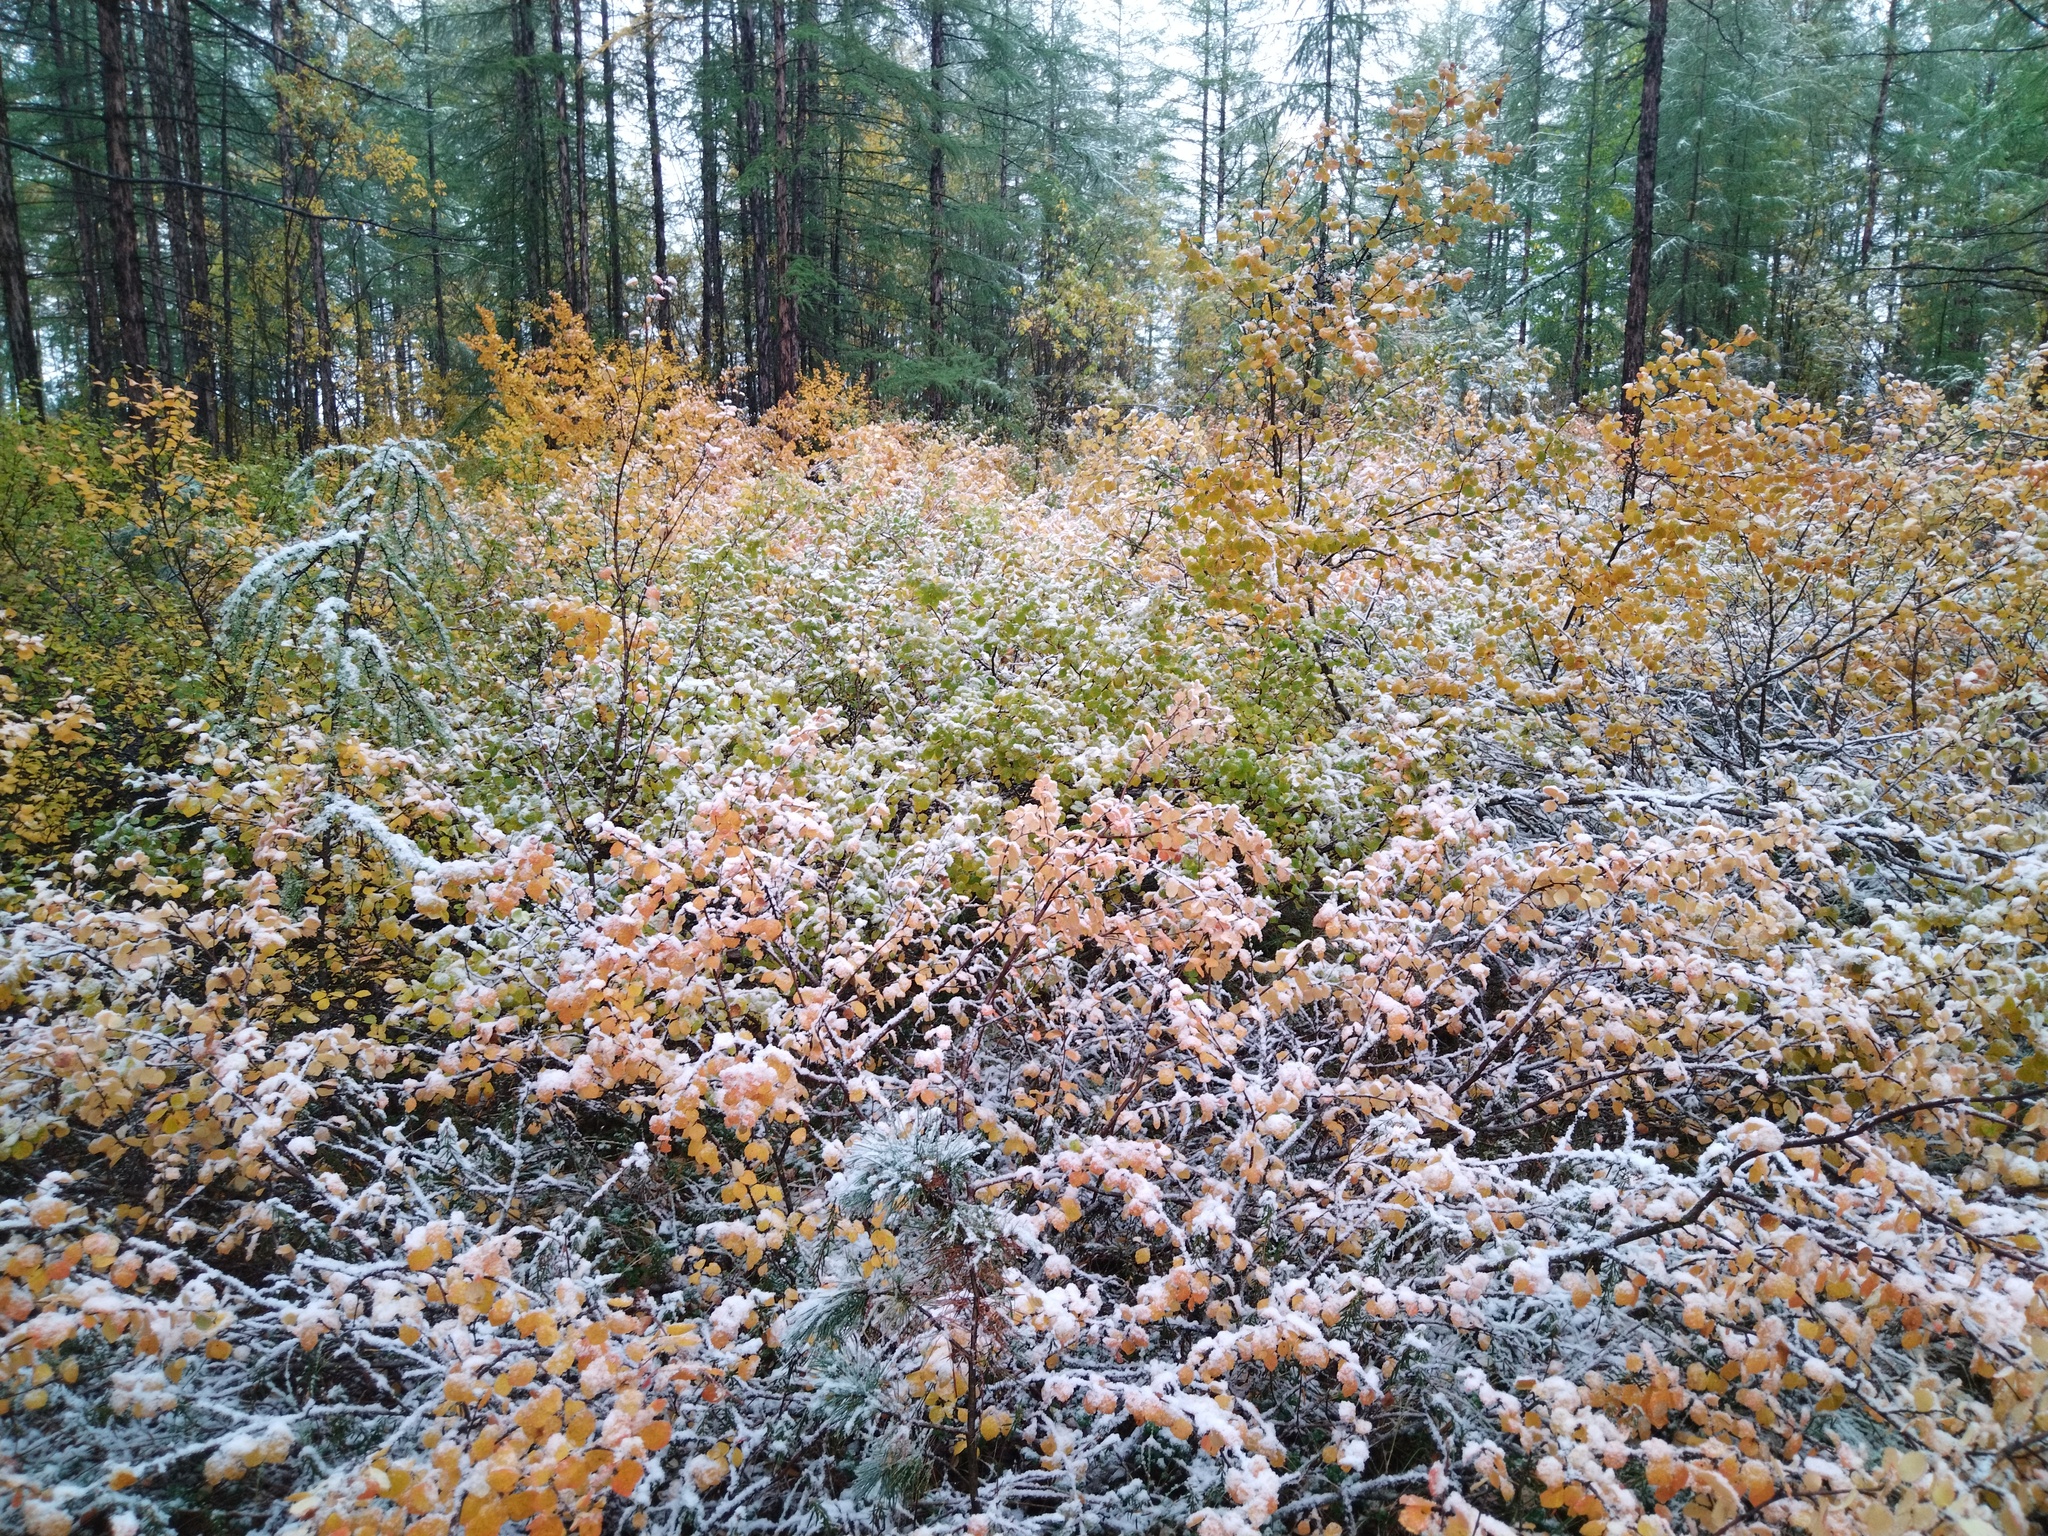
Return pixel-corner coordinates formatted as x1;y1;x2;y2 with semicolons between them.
1;330;2047;1536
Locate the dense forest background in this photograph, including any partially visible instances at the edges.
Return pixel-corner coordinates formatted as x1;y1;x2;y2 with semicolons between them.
0;0;2043;446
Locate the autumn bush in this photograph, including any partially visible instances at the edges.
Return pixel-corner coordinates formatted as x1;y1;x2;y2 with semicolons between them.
4;105;2048;1536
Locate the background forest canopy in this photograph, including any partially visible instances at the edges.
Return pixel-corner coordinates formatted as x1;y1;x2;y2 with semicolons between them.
6;0;2048;437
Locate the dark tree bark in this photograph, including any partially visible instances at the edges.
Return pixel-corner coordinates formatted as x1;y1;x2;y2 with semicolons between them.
131;32;173;385
511;0;546;320
698;0;723;372
796;0;817;355
1322;0;1334;128
572;0;591;316
643;0;670;343
306;192;339;438
168;0;215;441
550;0;584;313
771;0;797;400
269;0;337;444
602;0;624;339
737;0;767;413
423;8;449;371
269;0;303;437
143;0;215;442
95;0;151;398
1618;0;1667;428
0;51;44;418
1517;0;1545;347
217;38;235;453
1196;0;1210;245
351;224;373;427
1566;22;1602;406
1214;0;1228;230
1861;0;1899;268
926;0;943;415
47;0;109;405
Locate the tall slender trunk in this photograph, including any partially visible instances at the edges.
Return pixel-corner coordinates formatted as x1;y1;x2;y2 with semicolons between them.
511;0;545;320
771;0;797;400
94;0;151;398
422;7;448;370
1196;0;1210;244
270;0;303;437
351;225;373;428
48;0;109;404
797;0;817;344
1214;0;1229;230
1566;22;1602;406
307;208;339;439
1861;0;1899;270
551;0;583;312
132;37;174;386
0;52;43;419
926;0;944;415
828;105;843;355
168;0;215;440
270;0;337;443
1676;63;1703;337
737;0;767;414
644;0;670;342
217;38;235;452
698;0;723;371
573;0;591;316
1517;0;1544;347
1322;0;1334;128
144;0;214;438
143;4;189;380
1618;0;1667;427
602;0;624;338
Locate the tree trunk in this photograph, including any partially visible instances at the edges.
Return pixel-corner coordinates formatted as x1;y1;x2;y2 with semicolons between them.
269;0;303;439
602;0;624;338
644;0;670;343
698;0;722;372
1518;0;1544;347
48;0;109;406
1618;0;1667;427
1196;0;1209;245
271;0;337;443
737;0;767;414
1322;0;1334;129
771;0;797;400
1676;62;1703;338
1566;21;1602;406
551;0;583;313
144;0;215;441
142;6;189;381
95;0;151;399
217;36;235;452
168;0;215;441
511;0;545;321
423;6;448;370
132;39;174;386
1214;0;1229;230
351;225;373;428
926;0;944;415
797;0;817;353
308;208;340;440
1860;0;1898;269
0;51;43;419
573;0;591;317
